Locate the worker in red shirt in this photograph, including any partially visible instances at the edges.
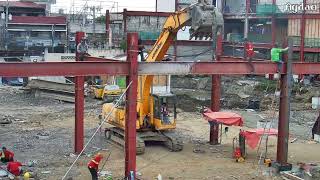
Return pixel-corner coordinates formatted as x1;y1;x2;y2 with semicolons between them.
244;39;255;73
7;161;23;176
0;147;14;163
88;153;103;180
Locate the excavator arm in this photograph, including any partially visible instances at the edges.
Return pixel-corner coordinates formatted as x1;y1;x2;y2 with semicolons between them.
137;0;224;125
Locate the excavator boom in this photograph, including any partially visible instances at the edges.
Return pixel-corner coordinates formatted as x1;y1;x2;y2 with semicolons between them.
102;0;224;154
138;0;224;124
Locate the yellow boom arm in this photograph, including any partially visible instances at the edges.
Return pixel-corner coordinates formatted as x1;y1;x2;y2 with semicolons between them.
137;1;224;126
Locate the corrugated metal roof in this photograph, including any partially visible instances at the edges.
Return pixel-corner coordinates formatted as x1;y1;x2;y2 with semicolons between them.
10;16;66;24
0;1;45;9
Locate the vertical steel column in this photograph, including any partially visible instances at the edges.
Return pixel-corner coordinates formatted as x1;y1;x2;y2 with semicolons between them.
244;0;250;39
125;33;138;179
276;40;293;165
271;0;276;46
300;0;306;63
74;32;85;154
299;0;306;80
210;34;222;145
123;9;128;36
269;0;277;80
106;10;110;42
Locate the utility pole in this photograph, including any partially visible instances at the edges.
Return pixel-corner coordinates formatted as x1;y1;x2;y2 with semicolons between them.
5;0;9;51
92;6;96;39
51;24;55;53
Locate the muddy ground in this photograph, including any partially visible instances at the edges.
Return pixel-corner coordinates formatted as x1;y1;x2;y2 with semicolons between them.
0;78;319;179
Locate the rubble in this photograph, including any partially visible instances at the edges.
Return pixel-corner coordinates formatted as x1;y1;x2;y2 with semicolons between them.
0;116;13;124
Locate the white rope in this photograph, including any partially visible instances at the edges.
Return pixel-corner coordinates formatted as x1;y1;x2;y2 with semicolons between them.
62;81;133;180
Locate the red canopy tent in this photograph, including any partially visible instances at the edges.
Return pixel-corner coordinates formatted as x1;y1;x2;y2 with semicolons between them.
240;128;278;149
203;108;244;126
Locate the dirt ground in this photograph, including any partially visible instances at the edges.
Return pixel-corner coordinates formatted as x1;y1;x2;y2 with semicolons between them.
0;85;319;180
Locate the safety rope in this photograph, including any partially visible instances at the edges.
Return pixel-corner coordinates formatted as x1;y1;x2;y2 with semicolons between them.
254;78;280;172
61;81;133;180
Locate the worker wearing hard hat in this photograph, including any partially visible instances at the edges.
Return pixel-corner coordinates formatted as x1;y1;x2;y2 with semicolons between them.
7;161;23;176
88;153;103;180
0;147;14;163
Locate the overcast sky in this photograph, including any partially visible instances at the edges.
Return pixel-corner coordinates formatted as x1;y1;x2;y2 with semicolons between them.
51;0;156;14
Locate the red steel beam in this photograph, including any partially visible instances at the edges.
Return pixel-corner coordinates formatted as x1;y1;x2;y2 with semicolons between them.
84;56;122;62
191;61;320;75
222;42;273;49
141;40;212;46
279;14;320;19
126;10;171;17
293;47;320;53
125;33;138;179
74;32;85;154
0;61;129;77
2;61;320;76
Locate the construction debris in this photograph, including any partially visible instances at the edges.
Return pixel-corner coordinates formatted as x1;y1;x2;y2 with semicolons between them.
0;115;14;124
25;79;76;103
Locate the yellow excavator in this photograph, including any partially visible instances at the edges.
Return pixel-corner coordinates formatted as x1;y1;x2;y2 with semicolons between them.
101;0;224;154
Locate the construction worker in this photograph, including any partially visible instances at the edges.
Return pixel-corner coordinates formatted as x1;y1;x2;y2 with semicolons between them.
77;36;90;61
271;44;289;73
7;161;23;176
161;103;170;124
138;39;145;61
244;39;255;73
0;147;14;163
88;153;103;180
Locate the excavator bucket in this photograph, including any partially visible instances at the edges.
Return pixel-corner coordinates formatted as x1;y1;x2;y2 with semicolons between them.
188;0;224;40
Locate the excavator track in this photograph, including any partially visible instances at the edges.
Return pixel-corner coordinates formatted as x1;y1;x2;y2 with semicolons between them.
105;127;145;155
162;131;183;152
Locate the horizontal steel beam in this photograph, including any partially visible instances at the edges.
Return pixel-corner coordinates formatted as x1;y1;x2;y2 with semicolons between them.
141;40;212;46
139;62;320;75
1;61;320;77
139;61;278;75
0;61;130;77
126;11;171;17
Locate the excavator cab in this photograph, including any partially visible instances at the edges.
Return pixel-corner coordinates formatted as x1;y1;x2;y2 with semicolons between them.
152;93;177;130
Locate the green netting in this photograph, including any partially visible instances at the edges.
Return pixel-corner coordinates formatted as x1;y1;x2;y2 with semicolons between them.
226;33;243;42
138;31;161;40
248;33;272;43
289;36;320;48
256;4;281;16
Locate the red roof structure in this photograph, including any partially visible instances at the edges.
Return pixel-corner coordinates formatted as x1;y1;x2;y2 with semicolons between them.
0;1;45;9
10;16;66;24
203;108;244;126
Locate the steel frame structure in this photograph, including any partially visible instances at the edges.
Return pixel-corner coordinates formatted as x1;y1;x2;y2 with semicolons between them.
1;29;320;178
105;6;319;65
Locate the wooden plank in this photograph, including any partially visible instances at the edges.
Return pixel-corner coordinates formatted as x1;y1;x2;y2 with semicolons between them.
281;172;304;180
27;79;74;94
